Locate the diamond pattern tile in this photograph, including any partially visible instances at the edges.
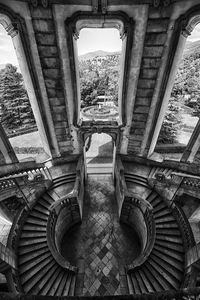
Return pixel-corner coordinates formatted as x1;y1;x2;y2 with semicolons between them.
61;175;141;296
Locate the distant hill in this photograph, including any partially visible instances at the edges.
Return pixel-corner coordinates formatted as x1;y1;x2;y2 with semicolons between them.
79;50;121;61
184;40;200;56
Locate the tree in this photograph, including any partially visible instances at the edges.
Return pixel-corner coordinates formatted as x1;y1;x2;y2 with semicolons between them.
0;64;35;134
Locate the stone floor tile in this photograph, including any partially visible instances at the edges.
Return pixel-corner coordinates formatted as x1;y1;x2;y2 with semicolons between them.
61;176;141;296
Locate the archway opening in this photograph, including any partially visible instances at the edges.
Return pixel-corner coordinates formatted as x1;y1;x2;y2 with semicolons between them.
84;133;116;176
155;23;200;161
77;28;122;123
0;24;48;163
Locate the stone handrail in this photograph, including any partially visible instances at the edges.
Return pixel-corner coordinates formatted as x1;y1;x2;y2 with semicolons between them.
46;207;77;273
125;193;156;272
46;156;84;273
115;158;156;271
0;166;52;205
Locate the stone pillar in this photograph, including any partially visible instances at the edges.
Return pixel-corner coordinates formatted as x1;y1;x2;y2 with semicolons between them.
0;124;18;165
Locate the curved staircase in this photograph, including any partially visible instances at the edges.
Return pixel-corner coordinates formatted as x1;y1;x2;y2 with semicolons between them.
13;174;77;296
124;173;195;295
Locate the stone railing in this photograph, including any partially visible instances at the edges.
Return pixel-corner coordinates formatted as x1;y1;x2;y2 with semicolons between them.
0;166;52;205
115;157;156;271
46;205;77;273
46;156;84;273
124;195;156;272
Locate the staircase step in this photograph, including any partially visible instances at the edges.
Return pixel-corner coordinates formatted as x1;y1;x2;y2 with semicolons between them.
48;270;65;296
64;274;73;296
20;231;46;239
154;245;184;262
19;246;49;265
142;265;162;292
23;224;47;232
143;264;164;291
29;210;48;221
156;223;178;229
19;237;47;247
145;261;170;290
20;251;51;274
39;197;53;208
152;249;183;272
127;274;134;294
156;228;181;237
35;263;58;295
23;259;55;294
26;217;47;227
148;258;179;289
150;197;164;208
155;216;176;224
146;192;158;204
154;209;172;219
135;270;148;293
19;242;48;255
130;272;141;294
137;269;154;293
56;272;68;296
21;256;53;285
153;202;168;213
42;192;55;202
150;253;183;281
155;239;184;253
33;204;50;216
40;267;61;295
156;234;182;244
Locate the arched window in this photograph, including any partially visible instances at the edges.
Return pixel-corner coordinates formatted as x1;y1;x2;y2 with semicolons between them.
0;5;53;163
148;7;200;163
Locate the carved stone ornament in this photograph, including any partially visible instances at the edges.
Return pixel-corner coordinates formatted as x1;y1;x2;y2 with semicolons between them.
31;0;49;8
153;0;171;7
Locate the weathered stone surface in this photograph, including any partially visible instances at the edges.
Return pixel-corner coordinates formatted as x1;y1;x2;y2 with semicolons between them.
135;97;152;106
46;88;64;98
142;58;161;68
131;128;145;135
134;106;150;114
45;79;62;89
43;69;61;79
30;7;53;19
138;79;156;89
38;46;58;57
145;32;167;46
132;113;148;122
140;68;158;79
143;46;163;57
54;121;68;129
55;127;69;136
40;57;60;68
35;33;56;46
49;97;65;106
147;19;169;33
53;111;67;122
32;20;54;33
137;88;154;98
131;121;146;129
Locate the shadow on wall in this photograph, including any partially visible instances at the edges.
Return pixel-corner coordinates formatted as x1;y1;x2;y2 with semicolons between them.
88;141;113;164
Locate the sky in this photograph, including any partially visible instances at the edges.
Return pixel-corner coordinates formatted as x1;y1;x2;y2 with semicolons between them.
0;25;18;65
187;23;200;42
77;28;122;55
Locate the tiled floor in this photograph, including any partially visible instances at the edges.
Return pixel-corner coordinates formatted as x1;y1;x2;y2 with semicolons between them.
61;175;141;296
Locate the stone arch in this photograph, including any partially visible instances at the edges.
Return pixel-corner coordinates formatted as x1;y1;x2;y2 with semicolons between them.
0;3;57;159
65;11;134;126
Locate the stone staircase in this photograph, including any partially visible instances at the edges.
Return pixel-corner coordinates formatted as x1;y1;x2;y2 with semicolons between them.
127;190;185;294
121;169;195;295
15;174;77;296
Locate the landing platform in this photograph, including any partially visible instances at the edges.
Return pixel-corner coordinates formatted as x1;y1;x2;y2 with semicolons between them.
61;175;141;296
